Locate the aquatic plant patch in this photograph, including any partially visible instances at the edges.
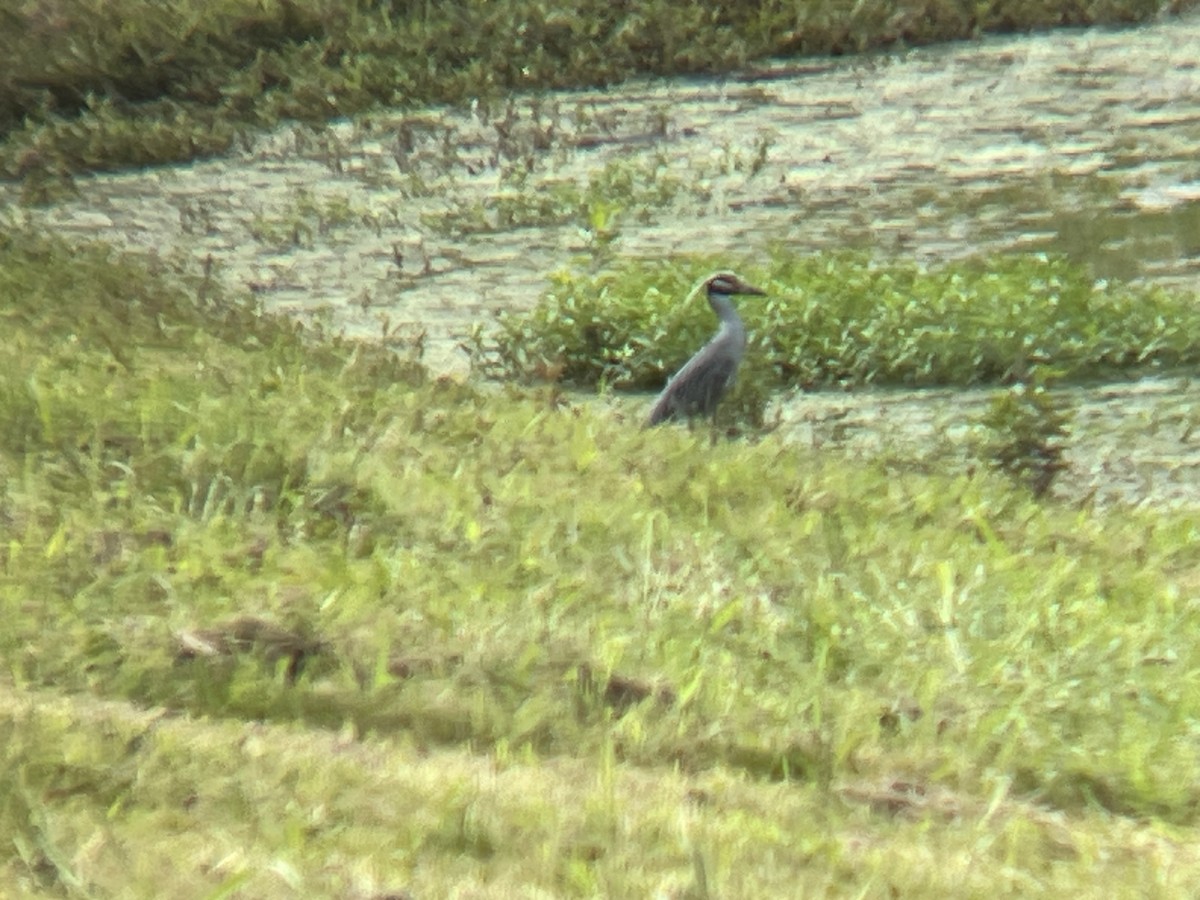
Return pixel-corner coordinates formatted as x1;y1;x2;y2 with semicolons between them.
486;252;1200;390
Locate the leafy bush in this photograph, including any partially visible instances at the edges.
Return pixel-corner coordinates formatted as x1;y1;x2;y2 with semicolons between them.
482;253;1200;404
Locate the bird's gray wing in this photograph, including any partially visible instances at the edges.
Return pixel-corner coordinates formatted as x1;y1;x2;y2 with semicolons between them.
647;342;739;425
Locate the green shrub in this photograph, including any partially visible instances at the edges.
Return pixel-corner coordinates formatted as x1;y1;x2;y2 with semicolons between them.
973;377;1070;496
481;253;1200;410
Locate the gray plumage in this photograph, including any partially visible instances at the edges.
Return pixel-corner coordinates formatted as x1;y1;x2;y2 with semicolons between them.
647;272;766;427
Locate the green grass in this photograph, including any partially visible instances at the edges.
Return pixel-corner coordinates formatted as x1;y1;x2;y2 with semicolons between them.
7;226;1200;895
2;0;1197;188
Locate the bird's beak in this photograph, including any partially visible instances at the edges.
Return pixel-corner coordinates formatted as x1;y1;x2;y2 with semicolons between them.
738;280;767;296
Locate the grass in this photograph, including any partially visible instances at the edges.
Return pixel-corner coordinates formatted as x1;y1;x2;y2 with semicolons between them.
7;225;1200;895
420;156;689;238
2;0;1198;189
247;187;390;248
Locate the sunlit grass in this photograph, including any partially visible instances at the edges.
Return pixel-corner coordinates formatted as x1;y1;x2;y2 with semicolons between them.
5;226;1200;894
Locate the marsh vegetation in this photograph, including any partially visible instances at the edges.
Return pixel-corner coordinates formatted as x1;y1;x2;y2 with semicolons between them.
5;0;1193;183
11;9;1199;377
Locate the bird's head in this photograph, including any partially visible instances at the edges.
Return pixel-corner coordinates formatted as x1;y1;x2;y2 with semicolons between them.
705;272;766;297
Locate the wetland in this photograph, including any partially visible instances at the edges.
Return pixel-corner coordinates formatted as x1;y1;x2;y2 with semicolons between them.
9;9;1200;505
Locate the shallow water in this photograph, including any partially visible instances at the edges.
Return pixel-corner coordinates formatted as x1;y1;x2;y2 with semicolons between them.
9;12;1200;506
771;375;1200;508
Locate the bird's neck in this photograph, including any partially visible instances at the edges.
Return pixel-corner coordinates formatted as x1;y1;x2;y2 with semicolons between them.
708;291;745;339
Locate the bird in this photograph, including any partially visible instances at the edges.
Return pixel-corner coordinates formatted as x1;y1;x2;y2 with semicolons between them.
646;271;766;427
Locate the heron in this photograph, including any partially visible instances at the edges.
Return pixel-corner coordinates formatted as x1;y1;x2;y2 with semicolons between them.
646;271;766;427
